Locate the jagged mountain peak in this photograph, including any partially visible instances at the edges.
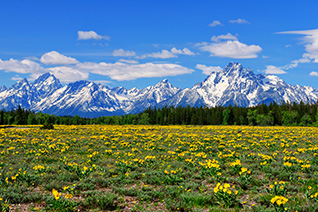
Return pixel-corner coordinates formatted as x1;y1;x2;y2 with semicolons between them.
34;73;62;84
69;80;93;87
66;80;98;92
225;62;242;69
202;62;255;88
112;86;127;95
0;85;6;92
153;78;174;88
33;72;63;97
112;86;140;97
161;79;168;83
128;87;139;92
128;87;139;96
0;78;38;109
165;63;318;108
222;62;253;76
34;72;55;83
18;78;29;84
12;78;30;89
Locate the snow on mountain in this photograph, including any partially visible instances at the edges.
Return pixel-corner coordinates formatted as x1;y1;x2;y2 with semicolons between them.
33;72;63;97
126;79;181;114
0;78;39;109
0;86;6;92
0;63;317;117
162;62;318;108
0;72;64;111
111;79;181;114
34;80;124;118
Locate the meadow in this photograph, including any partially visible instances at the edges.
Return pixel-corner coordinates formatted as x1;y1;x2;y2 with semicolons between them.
1;125;318;211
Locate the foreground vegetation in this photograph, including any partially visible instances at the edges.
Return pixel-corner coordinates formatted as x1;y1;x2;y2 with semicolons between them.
1;125;318;211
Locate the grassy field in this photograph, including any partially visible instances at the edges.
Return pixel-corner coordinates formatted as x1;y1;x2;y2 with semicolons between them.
1;125;318;211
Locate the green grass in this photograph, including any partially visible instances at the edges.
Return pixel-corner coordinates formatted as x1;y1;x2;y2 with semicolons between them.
0;125;318;211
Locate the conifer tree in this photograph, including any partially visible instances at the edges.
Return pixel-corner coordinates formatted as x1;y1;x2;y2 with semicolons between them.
0;110;4;125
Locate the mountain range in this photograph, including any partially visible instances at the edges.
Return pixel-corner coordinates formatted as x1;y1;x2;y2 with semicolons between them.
0;62;317;117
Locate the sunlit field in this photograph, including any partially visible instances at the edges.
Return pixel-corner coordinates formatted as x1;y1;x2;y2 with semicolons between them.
1;125;318;211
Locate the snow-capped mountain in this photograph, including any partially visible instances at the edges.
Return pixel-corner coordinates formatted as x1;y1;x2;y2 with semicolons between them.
0;73;62;110
106;79;181;115
0;73;181;117
0;79;39;109
33;72;63;98
0;62;317;117
118;79;181;114
0;86;6;92
161;62;318;108
33;80;124;117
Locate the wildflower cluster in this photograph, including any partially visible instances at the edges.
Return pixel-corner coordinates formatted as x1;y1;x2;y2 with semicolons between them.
46;188;78;211
270;196;288;211
199;159;220;176
229;159;242;174
283;156;311;172
239;167;250;175
305;186;318;201
309;192;318;201
213;183;239;207
268;181;287;196
63;184;76;195
0;197;11;212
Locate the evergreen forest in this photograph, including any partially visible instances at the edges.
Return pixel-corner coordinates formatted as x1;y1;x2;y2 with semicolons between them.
1;101;318;126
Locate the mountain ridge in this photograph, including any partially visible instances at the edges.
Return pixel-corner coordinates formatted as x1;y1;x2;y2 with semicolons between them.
0;62;317;117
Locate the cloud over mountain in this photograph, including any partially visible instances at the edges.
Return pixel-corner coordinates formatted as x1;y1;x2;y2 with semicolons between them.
40;51;79;65
198;40;262;59
196;64;222;75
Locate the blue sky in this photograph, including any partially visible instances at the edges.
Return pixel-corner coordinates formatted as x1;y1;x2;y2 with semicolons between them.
0;0;318;89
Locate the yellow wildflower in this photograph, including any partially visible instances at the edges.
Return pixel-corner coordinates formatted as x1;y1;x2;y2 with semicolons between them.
52;188;61;200
65;193;73;199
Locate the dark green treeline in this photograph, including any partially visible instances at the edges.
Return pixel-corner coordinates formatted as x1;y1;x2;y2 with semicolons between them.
1;101;318;126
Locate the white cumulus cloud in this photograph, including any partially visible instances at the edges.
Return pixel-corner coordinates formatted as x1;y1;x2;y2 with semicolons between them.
11;75;23;81
40;51;79;65
264;65;286;74
196;64;223;75
211;33;238;42
139;48;195;59
48;66;89;82
170;47;195;55
309;71;318;77
75;62;194;81
0;54;194;83
77;30;110;40
198;40;262;59
112;49;136;57
0;58;45;74
209;20;223;27
229;18;249;24
139;50;177;59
